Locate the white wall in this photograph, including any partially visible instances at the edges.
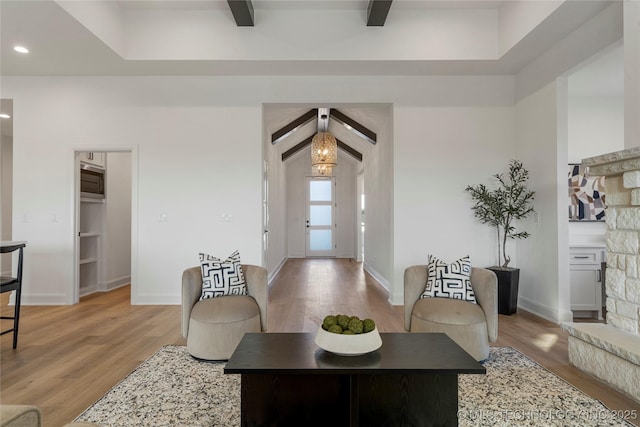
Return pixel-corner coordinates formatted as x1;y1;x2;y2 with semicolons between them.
364;105;394;296
1;134;12;276
568;95;624;163
567;94;623;243
5;74;515;305
335;155;358;259
104;152;131;290
508;3;625;323
393;100;516;303
285;150;306;259
514;79;572;323
624;0;640;149
261;107;287;279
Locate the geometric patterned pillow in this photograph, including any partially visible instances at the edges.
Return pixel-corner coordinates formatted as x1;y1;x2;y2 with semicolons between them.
199;250;247;300
420;254;476;303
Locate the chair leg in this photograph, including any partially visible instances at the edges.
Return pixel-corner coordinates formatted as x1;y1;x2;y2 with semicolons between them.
13;288;21;349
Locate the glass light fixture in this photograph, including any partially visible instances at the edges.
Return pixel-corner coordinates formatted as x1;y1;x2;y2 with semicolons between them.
312;164;333;176
311;131;337;176
13;46;29;54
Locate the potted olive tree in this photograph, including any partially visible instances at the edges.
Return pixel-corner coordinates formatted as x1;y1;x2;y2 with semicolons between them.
465;160;535;315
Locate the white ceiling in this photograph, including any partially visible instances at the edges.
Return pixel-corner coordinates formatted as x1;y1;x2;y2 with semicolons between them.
0;0;620;77
115;0;507;11
0;0;624;142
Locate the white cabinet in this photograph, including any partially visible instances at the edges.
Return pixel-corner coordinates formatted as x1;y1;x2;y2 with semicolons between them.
570;246;605;319
80;151;105;168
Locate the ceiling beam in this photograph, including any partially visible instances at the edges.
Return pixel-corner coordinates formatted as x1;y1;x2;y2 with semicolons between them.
272;109;318;144
227;0;254;27
337;140;363;162
281;137;363;162
329;109;377;145
367;0;393;27
281;136;313;161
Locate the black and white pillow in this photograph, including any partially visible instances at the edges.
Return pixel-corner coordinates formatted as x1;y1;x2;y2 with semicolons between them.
199;250;247;300
420;255;476;303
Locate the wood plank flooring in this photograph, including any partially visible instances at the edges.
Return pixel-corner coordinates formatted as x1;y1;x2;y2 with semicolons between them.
1;258;638;426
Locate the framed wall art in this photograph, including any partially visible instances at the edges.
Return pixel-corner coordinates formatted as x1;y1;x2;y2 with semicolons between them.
568;163;606;221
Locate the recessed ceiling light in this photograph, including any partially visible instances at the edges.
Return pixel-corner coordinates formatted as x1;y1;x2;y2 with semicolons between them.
14;46;29;54
0;113;11;119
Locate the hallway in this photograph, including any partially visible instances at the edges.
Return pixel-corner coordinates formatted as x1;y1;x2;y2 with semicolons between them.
267;258;404;333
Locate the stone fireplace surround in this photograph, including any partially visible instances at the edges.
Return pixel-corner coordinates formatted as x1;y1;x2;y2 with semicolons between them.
562;147;640;403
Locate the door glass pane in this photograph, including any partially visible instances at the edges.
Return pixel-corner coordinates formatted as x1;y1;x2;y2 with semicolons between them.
309;180;332;201
310;230;332;251
310;205;332;226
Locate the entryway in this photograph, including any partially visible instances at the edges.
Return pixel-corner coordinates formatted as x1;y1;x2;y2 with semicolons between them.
74;150;133;304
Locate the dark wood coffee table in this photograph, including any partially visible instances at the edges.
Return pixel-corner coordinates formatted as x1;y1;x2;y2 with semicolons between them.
224;332;485;427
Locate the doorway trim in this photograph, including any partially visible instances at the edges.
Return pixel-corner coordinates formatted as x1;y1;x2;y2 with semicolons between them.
72;146;138;304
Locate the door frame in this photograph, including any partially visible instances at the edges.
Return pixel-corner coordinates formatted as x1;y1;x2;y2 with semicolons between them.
262;160;269;267
72;146;138;304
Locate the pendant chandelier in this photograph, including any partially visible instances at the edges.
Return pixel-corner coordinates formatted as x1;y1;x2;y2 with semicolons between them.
312;163;333;176
311;131;337;177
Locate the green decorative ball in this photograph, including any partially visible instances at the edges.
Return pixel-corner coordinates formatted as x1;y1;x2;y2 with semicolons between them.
322;314;375;334
322;315;338;330
348;318;364;334
328;324;343;334
337;315;350;330
363;318;376;333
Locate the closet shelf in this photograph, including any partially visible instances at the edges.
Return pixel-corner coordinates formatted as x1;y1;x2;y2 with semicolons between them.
79;232;100;238
80;197;105;204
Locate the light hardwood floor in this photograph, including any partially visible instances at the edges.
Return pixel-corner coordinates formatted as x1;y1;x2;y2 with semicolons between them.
1;258;638;426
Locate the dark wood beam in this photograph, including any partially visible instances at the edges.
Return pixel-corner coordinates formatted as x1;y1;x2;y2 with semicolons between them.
281;136;363;162
337;140;363;162
329;109;377;145
227;0;254;27
367;0;392;26
281;136;313;161
272;109;318;144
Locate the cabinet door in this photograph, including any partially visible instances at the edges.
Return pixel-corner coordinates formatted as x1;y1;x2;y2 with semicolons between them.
80;152;105;168
570;265;601;310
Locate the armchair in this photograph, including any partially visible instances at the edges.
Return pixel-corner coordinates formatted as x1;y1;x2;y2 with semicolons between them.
182;264;268;361
404;265;498;361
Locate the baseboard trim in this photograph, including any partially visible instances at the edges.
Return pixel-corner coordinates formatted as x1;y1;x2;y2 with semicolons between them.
20;293;70;305
268;257;287;286
101;275;131;292
362;262;392;301
517;296;571;324
131;294;180;305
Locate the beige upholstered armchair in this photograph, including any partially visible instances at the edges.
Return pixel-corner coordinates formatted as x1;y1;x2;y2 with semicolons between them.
182;264;268;361
404;265;498;361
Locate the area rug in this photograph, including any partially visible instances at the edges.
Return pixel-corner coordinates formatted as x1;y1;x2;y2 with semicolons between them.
75;345;633;426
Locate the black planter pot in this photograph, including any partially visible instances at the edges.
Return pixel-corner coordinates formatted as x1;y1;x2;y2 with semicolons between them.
487;267;520;315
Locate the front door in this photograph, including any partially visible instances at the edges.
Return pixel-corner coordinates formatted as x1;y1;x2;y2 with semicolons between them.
305;177;336;257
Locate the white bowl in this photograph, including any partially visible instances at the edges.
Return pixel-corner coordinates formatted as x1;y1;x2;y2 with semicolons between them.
315;326;382;356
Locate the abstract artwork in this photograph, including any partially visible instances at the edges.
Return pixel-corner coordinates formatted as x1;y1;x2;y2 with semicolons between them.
568;164;606;221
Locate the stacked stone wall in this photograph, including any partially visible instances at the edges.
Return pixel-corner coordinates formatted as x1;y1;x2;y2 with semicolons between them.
587;150;640;336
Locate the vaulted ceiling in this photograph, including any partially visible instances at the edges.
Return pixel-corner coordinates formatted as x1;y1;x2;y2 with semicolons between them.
0;0;620;76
